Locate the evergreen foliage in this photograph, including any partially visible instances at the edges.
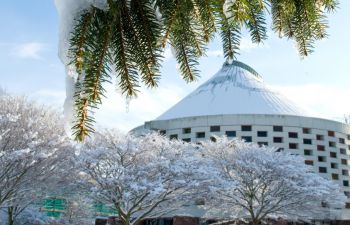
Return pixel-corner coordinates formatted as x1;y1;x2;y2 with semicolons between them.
68;0;337;140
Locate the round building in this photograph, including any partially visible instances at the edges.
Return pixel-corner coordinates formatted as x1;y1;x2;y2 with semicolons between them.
132;61;350;220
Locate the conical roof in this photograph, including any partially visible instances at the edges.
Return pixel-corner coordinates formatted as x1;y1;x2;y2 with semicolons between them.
156;61;308;121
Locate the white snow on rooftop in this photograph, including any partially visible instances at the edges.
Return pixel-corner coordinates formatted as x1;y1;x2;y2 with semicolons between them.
156;61;309;121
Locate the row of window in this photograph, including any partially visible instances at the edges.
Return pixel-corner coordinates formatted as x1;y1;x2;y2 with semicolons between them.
178;126;350;140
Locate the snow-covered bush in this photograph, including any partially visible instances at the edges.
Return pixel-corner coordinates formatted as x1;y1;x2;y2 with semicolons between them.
77;130;206;225
200;137;346;224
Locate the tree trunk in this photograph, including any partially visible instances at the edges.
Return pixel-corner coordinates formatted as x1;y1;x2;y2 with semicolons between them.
8;206;14;225
252;219;260;225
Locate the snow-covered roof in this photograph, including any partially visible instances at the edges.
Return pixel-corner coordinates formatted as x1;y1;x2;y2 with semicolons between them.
156;61;308;121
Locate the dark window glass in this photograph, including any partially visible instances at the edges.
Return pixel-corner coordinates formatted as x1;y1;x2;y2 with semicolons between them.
348;135;350;141
273;126;283;132
342;159;348;165
182;138;191;143
225;131;236;137
316;134;324;141
273;137;283;143
159;130;166;135
343;170;349;176
329;141;336;147
319;167;327;173
328;131;335;137
330;152;337;158
210;136;217;142
318;156;326;162
241;125;252;132
344;180;349;187
339;138;345;144
196;132;205;138
332;174;339;180
288;132;298;138
340;148;346;154
169;134;178;140
331;163;338;169
304;149;313;156
242;136;252;142
289;143;298;149
317;145;325;151
303;139;312;145
182;128;191;134
305;160;313;165
303;128;311;134
257;131;268;137
210;126;220;132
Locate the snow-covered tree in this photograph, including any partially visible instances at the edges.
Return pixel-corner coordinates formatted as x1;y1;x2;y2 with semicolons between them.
77;130;205;225
200;137;346;224
0;94;72;225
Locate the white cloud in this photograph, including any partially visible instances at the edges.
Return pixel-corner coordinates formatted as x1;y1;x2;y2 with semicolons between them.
12;42;47;60
273;84;350;122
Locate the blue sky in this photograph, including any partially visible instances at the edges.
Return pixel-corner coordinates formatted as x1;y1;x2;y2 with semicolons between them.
1;0;350;131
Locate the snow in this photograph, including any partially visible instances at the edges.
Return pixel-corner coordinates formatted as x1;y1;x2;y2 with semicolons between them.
55;0;109;137
156;61;309;120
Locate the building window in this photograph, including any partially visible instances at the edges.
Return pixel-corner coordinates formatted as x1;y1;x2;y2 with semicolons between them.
303;128;311;134
303;139;312;145
210;126;220;132
339;138;345;144
289;143;298;149
332;174;339;180
225;131;236;137
344;180;350;187
330;152;337;158
329;141;336;147
331;163;338;169
159;130;166;135
304;149;313;156
288;132;298;138
241;125;252;132
345;192;350;198
318;156;327;162
343;170;349;176
340;148;346;154
182;138;191;143
273;126;283;132
257;131;268;137
258;142;268;147
196;132;205;138
348;135;350;140
273;137;283;143
328;131;335;137
305;160;314;165
319;167;327;173
317;145;325;151
242;136;252;142
210;136;217;142
169;134;178;140
342;159;348;165
349;145;350;150
182;128;191;134
316;134;324;141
